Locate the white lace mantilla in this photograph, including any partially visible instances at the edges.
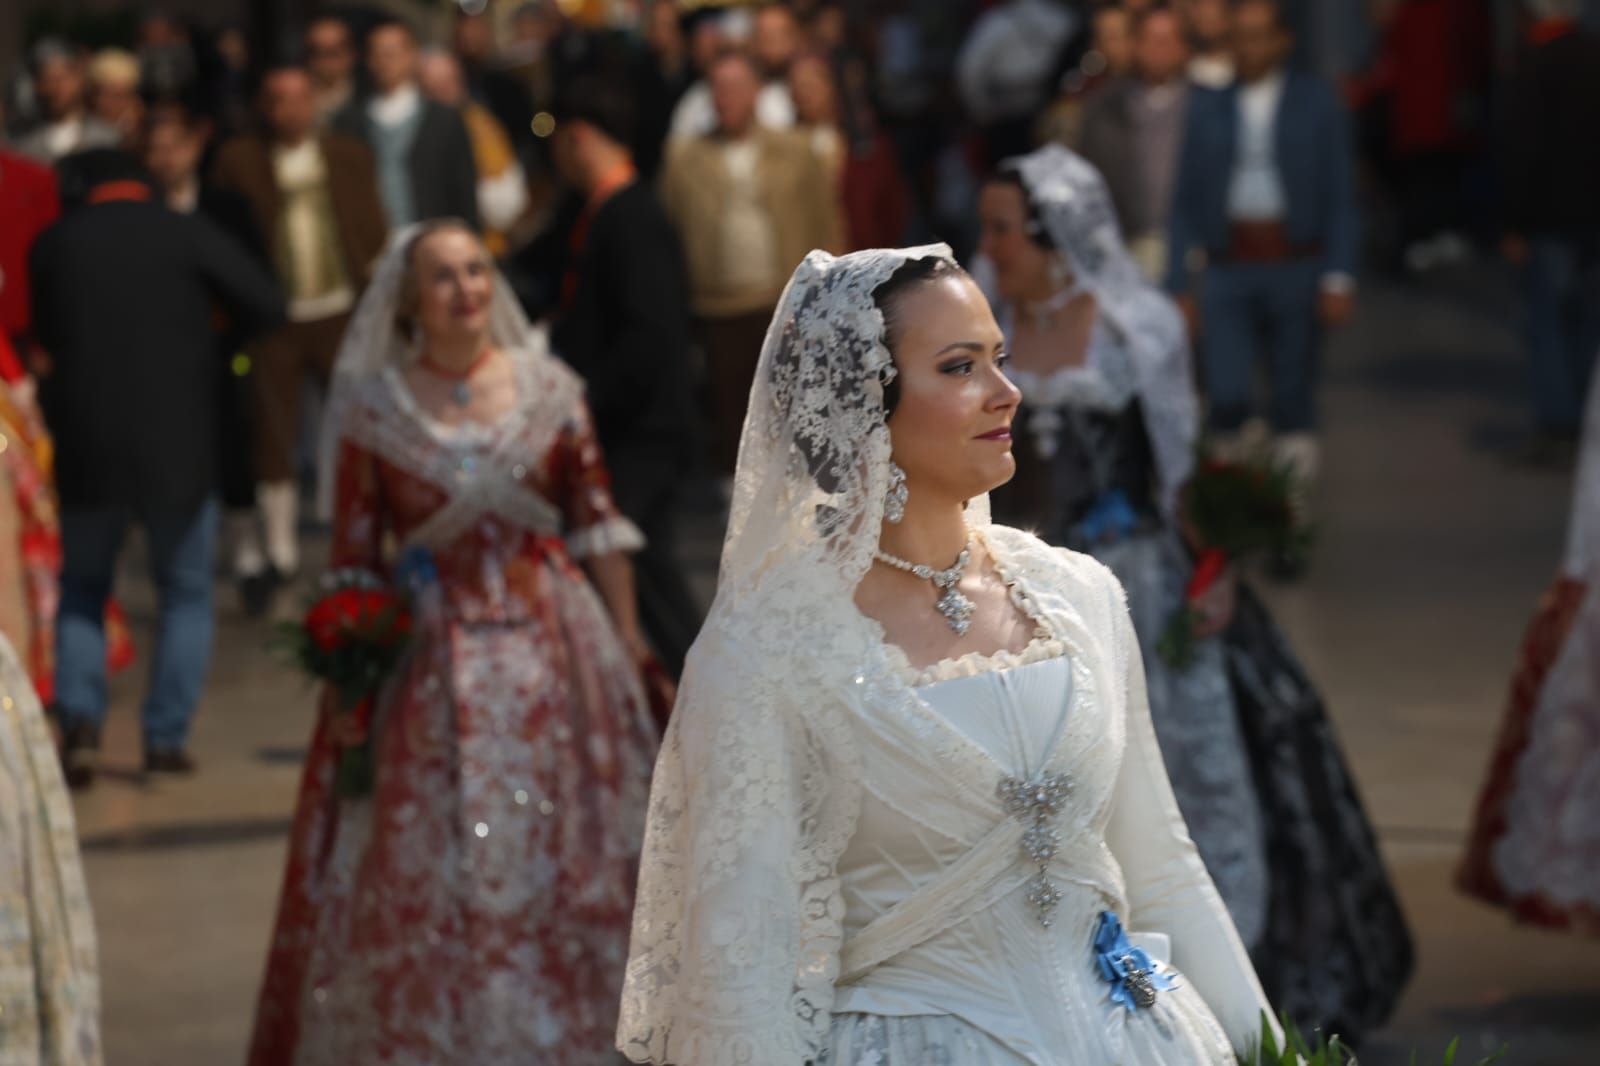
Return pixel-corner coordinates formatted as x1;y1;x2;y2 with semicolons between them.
1002;145;1198;513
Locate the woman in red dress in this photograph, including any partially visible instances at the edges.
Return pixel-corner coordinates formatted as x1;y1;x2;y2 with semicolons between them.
248;222;659;1064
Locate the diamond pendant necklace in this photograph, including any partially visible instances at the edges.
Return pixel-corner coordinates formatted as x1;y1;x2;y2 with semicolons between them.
422;347;493;406
873;538;976;635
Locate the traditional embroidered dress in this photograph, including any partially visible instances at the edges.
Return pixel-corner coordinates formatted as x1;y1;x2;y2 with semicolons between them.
1459;367;1600;933
0;633;101;1066
249;237;657;1065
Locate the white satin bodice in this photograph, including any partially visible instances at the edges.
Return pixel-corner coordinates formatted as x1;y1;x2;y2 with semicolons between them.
831;652;1264;1065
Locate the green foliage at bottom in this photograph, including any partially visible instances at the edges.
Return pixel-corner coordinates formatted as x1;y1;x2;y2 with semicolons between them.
1241;1012;1508;1066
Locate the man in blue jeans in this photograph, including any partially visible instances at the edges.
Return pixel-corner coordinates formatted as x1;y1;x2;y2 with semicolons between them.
31;149;283;787
1166;0;1358;517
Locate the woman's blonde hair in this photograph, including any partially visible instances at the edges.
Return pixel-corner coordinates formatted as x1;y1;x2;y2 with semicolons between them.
393;218;487;340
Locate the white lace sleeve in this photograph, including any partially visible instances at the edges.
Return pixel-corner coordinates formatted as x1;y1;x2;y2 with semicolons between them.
1101;578;1277;1056
618;627;858;1066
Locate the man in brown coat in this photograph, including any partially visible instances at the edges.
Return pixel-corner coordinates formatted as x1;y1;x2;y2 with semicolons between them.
661;50;842;479
210;60;387;614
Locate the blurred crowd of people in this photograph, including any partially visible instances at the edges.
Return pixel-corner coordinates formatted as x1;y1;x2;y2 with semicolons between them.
4;1;1600;1062
0;0;1592;792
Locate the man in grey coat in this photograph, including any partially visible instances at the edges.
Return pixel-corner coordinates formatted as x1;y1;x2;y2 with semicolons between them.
332;17;480;230
1076;5;1192;282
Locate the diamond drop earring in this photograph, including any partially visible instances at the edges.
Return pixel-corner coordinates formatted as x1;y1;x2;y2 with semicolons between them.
885;462;908;524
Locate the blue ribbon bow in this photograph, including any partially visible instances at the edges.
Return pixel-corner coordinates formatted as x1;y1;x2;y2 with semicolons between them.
394;545;439;596
1093;911;1179;1011
1077;489;1140;545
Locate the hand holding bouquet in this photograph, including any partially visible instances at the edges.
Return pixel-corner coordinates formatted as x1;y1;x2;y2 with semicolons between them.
282;568;413;797
1158;454;1310;669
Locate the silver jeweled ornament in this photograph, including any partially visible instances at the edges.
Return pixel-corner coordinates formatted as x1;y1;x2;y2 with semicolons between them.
1120;955;1159;1008
998;771;1073;926
872;542;975;635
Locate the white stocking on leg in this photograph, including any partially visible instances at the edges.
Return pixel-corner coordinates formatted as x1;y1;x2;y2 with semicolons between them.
258;481;301;576
1271;432;1320;526
229;510;267;578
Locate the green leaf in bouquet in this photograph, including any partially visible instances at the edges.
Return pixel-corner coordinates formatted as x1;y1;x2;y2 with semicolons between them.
1157;605;1201;669
1244;1012;1506;1066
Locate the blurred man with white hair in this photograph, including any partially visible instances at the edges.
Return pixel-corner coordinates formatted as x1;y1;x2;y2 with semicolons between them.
15;43;120;163
86;49;143;146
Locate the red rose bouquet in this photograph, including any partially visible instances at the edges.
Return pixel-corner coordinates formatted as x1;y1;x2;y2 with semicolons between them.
281;568;413;797
1157;454;1311;669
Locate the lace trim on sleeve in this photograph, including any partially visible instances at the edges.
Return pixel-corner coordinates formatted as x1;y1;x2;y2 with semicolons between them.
565;515;646;559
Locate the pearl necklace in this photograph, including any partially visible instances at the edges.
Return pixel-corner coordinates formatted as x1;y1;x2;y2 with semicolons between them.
873;539;976;635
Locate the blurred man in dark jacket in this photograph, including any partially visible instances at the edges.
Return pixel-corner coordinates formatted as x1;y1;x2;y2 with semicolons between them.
30;149;283;787
144;102;274;615
549;80;701;677
332;17;480;229
1501;0;1600;462
1167;0;1357;509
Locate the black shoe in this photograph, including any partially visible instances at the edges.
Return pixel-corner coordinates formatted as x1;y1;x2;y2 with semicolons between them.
239;570;275;618
144;748;198;775
1506;431;1578;471
60;721;101;791
1267;548;1311;583
240;565;298;619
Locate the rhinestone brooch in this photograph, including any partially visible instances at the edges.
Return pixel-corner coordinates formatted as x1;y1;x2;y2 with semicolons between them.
998;771;1073;927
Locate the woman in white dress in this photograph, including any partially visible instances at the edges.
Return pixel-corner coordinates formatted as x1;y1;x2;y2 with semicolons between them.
617;245;1275;1064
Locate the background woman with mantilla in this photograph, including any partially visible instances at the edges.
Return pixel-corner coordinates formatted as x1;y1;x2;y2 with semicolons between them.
249;221;657;1065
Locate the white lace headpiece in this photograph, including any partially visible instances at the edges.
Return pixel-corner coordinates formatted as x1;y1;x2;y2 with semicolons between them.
710;242;989;613
316;221;549;518
1006;144;1199;512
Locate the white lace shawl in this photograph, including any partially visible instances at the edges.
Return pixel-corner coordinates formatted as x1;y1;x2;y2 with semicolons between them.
1004;144;1200;516
616;526;1138;1066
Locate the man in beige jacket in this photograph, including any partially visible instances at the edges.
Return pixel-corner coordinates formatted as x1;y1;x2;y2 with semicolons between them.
661;50;842;477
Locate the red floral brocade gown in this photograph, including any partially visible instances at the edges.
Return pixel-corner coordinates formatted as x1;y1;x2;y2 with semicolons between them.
249;350;658;1065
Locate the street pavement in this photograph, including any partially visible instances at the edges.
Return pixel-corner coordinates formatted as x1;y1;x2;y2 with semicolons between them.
72;262;1599;1065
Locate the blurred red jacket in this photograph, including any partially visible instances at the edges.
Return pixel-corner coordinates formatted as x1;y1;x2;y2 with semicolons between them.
0;151;60;380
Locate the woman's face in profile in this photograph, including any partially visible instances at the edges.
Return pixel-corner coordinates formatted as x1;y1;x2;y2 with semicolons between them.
886;275;1021;506
410;228;495;346
977;181;1053;304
